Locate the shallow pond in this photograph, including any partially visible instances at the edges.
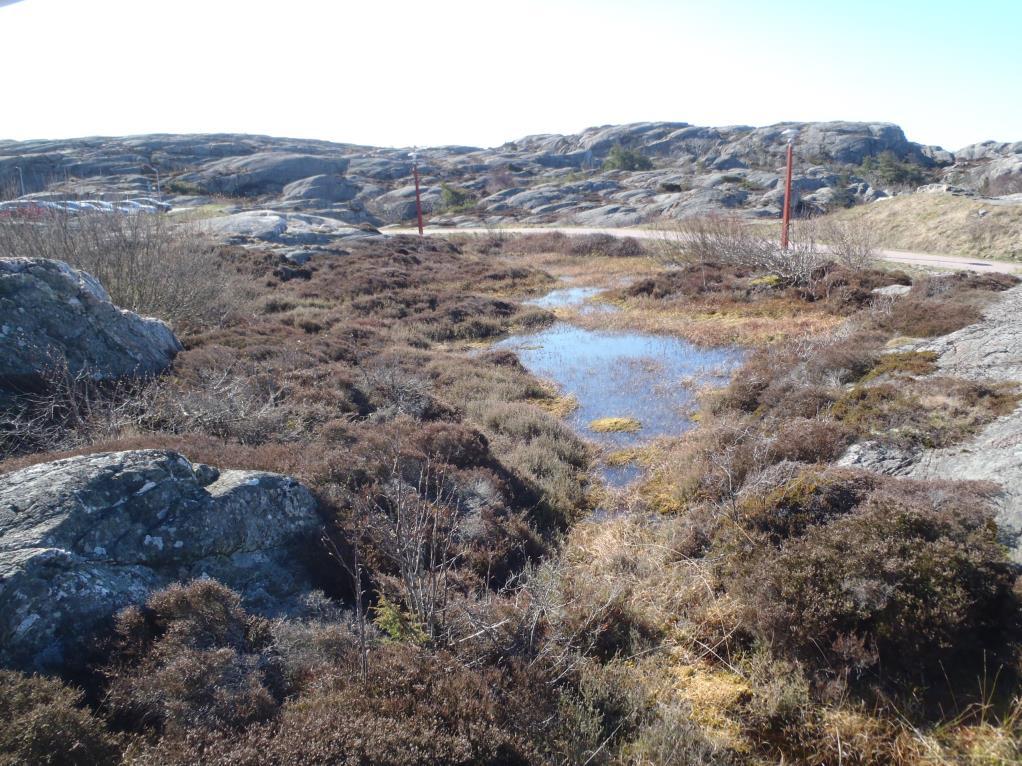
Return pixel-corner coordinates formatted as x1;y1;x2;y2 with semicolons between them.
524;286;610;312
495;320;742;486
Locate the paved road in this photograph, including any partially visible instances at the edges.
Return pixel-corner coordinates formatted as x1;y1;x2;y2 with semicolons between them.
384;225;1021;275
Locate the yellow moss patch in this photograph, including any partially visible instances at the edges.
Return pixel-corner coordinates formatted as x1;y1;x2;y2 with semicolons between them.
590;416;642;433
528;393;579;418
670;664;751;746
885;335;924;348
605;448;642;466
637;472;690;514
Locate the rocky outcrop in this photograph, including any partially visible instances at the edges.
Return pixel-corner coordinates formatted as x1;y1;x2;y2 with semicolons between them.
837;440;918;475
281;174;359;203
368;185;443;224
0;449;322;671
0;258;181;390
178;152;351;196
839;285;1022;563
200;210;380;246
3;121;1019;230
911;285;1022;382
956;155;1022;196
904;286;1022;561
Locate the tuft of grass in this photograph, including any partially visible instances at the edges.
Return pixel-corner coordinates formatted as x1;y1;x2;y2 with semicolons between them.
528;392;579;418
590;417;642;433
859;350;939;382
830;377;1020;449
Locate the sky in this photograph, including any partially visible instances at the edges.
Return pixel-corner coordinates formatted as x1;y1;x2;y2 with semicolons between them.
2;0;1020;151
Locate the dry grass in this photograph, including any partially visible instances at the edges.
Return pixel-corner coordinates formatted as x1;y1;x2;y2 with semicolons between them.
589;416;642;433
825;191;1022;261
6;223;1022;763
577;294;845;347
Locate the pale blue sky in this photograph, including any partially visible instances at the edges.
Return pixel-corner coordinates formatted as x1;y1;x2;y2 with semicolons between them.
2;0;1019;150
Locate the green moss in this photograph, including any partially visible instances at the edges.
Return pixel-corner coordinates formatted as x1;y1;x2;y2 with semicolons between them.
830;384;905;432
372;595;429;644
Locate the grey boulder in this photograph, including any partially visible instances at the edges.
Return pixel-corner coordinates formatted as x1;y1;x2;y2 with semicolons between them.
571;204;645;227
180;152;351;196
0;258;181;390
282;174;360;203
0;449;322;671
836;440;918;475
367;185;442;223
201;210;379;245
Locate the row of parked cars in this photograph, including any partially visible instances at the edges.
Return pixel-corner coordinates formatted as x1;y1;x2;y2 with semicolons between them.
0;198;172;219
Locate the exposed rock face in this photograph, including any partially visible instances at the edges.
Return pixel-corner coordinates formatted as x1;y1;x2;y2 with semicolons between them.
911;285;1022;382
839;285;1022;563
0;449;322;671
177;152;351;196
200;210;380;246
837;440;918;475
958;155;1022;195
281;173;359;203
904;285;1022;561
0;258;181;390
368;184;443;224
954;140;1022;163
1;121;1017;230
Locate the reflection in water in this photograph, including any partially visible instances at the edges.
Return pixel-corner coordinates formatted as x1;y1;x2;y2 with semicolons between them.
494;322;742;486
524;286;619;315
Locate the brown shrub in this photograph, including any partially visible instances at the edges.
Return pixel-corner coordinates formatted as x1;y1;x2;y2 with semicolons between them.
731;468;880;545
127;645;543;766
877;294;984;337
730;476;1018;683
765;418;854;464
0;211;237;330
0;670;122;766
104;581;284;737
565;233;646;258
621;261;753;300
870;271;1018;338
507;231;646;258
914;271;1019;296
799;265;911;313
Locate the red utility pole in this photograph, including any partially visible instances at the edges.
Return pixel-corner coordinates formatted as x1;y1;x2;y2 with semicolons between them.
780;141;794;250
412;153;424;237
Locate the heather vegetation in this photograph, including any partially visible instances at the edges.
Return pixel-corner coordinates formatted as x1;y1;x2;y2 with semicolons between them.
2;219;1022;764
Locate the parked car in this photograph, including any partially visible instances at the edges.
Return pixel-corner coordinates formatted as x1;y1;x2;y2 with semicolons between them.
132;197;171;212
0;200;46;219
116;200;159;214
85;200;116;212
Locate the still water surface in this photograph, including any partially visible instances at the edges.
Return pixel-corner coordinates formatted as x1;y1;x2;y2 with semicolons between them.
498;287;742;486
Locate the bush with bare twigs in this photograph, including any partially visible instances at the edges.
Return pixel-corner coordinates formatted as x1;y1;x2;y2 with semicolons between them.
653;214;876;284
0;210;237;329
